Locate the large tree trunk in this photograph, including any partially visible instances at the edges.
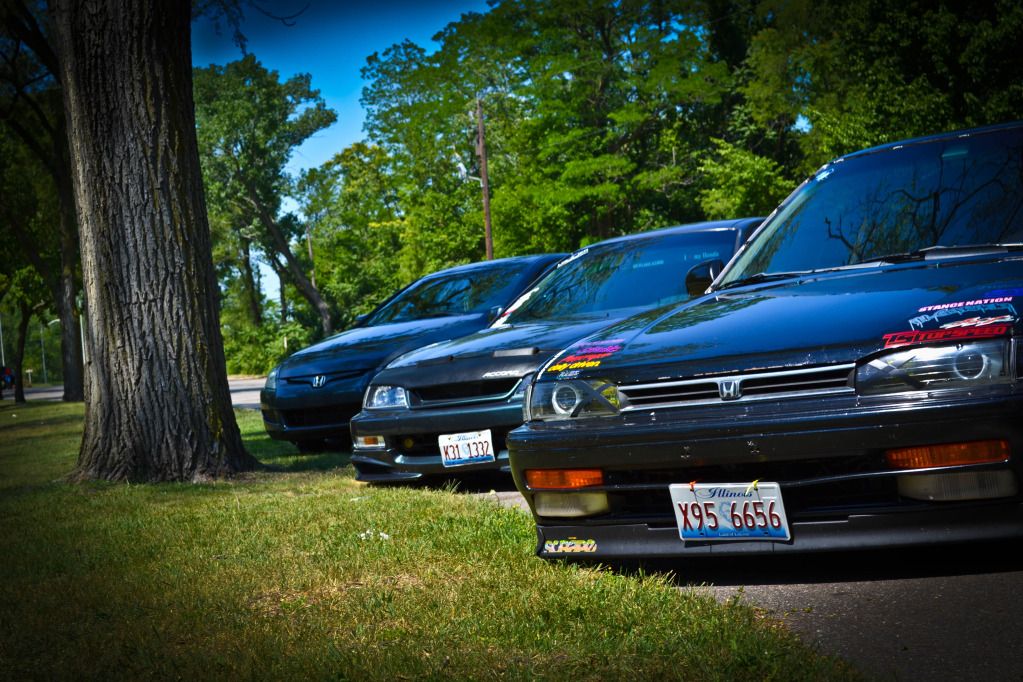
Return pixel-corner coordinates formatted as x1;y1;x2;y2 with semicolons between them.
12;300;30;404
51;0;259;481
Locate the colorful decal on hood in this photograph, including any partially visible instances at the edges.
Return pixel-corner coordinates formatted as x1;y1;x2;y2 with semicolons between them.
543;537;597;554
909;299;1017;330
544;339;624;374
882;323;1012;349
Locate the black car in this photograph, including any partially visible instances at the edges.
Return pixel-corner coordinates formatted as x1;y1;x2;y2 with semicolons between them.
350;218;762;481
509;122;1023;559
260;254;563;451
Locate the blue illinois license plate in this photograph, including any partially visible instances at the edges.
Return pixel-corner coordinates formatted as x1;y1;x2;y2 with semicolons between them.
668;482;791;541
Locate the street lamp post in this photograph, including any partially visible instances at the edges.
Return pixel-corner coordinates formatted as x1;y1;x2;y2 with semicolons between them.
40;319;59;385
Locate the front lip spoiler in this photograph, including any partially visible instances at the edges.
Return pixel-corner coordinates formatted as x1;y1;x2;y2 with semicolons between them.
352;451;512;482
535;499;1023;559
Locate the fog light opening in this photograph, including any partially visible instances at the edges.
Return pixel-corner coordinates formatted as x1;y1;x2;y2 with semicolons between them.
354;435;385;449
533;492;610;518
885;440;1010;469
525;468;603;489
897;470;1018;501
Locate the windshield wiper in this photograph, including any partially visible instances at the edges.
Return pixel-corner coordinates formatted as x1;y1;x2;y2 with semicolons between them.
714;271;811;291
859;243;1023;265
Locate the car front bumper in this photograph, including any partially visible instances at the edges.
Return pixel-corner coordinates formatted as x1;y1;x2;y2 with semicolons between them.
508;388;1023;559
350;400;525;482
260;373;370;443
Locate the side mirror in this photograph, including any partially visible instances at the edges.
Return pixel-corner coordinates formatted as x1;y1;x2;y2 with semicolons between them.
354;313;370;327
685;259;725;297
486;305;504;323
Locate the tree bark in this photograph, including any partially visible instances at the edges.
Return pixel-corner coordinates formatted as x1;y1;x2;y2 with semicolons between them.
12;300;29;404
51;0;259;481
239;237;262;326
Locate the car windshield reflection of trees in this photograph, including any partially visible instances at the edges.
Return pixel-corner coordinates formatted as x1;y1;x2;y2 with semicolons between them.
364;265;524;325
728;129;1023;280
506;233;734;323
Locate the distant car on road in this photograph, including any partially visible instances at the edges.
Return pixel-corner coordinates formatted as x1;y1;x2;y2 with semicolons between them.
508;121;1023;560
350;218;762;481
260;254;564;452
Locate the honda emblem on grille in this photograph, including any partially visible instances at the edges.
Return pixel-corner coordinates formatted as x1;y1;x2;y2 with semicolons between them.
312;375;327;388
718;379;741;400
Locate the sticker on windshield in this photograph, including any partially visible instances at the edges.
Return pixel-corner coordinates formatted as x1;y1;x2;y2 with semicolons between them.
882;323;1012;349
908;300;1017;330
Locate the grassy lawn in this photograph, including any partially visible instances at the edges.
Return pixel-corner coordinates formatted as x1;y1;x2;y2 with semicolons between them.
0;401;859;680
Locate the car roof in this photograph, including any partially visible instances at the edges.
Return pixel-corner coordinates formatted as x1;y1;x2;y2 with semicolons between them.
418;252;566;280
836;120;1023;164
580;217;764;250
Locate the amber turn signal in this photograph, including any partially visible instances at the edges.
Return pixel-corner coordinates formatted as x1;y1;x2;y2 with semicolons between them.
886;440;1010;469
525;468;603;489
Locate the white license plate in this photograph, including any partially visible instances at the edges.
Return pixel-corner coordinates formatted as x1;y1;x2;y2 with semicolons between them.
438;429;495;467
668;482;791;542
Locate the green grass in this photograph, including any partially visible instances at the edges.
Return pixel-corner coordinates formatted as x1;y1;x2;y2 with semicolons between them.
0;401;860;681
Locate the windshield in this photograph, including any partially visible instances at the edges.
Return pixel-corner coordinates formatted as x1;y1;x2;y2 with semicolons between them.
720;126;1023;285
497;230;736;325
363;261;533;325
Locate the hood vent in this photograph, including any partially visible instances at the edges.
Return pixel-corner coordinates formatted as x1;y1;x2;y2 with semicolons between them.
620;363;855;409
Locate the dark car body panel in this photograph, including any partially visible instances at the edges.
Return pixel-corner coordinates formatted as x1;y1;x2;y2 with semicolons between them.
508;122;1023;559
350;218;764;481
260;254;564;446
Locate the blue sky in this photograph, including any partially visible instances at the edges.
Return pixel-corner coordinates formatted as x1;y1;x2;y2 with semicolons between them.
191;0;491;174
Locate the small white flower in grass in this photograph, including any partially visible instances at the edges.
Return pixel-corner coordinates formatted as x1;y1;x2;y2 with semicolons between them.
358;529;391;541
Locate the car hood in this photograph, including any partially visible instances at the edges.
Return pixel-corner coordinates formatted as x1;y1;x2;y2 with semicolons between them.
373;312;639;389
545;258;1023;383
278;313;488;378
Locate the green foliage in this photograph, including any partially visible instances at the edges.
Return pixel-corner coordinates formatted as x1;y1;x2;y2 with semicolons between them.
698;138;795;220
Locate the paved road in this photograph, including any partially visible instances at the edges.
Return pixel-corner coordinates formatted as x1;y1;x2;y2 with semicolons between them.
19;376;267;409
20;379;1023;679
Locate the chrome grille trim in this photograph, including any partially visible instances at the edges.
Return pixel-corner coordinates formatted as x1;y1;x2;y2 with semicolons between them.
620;363;855;410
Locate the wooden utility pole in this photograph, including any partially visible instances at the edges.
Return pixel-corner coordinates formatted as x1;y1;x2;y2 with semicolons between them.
475;97;493;260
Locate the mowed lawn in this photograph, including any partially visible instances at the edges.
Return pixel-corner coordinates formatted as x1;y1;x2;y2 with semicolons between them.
0;401;859;680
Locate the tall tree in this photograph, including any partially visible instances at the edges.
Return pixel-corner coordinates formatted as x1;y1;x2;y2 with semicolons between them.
50;0;257;481
1;1;84;401
193;55;337;335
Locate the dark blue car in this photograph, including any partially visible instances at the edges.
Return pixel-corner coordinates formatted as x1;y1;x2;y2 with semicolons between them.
260;254;563;451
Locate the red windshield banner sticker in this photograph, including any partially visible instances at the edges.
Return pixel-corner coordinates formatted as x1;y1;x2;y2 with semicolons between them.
883;324;1012;349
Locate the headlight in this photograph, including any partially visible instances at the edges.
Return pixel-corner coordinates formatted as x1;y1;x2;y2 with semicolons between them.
264;366;280;392
856;340;1012;395
527;378;626;421
363;384;409;409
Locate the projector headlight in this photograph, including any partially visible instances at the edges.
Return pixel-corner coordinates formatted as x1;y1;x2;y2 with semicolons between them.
363;385;409;409
856;340;1012;395
526;378;626;421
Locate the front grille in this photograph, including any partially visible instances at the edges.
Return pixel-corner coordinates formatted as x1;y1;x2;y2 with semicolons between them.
620;363;854;409
282;403;360;427
413;378;520;405
284;368;366;387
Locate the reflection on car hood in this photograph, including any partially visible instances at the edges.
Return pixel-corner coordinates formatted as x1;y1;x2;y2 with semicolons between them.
278;313;486;378
545;258;1023;383
387;313;625;366
373;313;638;389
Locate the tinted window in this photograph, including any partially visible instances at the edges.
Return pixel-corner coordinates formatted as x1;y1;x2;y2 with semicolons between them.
722;126;1023;283
364;262;531;325
498;230;735;324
